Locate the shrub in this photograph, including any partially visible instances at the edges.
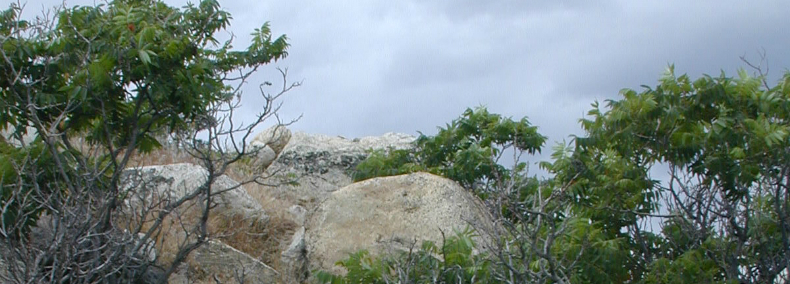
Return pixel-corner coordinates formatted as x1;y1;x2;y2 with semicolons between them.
353;107;546;195
314;229;494;284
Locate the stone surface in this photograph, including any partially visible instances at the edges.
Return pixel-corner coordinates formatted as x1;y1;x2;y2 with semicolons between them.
171;240;279;284
264;132;416;209
134;233;157;263
1;125;36;147
252;145;279;170
288;205;307;226
121;163;267;222
252;125;292;154
250;125;292;170
305;172;496;274
281;227;308;283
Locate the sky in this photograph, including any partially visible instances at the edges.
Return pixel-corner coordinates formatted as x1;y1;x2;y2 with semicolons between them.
17;0;790;171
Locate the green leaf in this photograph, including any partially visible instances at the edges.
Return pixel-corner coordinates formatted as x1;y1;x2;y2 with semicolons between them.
728;147;745;159
138;49;151;65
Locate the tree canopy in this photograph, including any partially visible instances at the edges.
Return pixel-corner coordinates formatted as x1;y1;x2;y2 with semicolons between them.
567;66;790;283
354;106;546;195
1;0;287;151
337;66;790;284
0;0;291;282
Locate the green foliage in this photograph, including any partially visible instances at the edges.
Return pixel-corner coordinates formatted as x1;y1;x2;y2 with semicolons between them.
568;66;790;282
352;148;425;182
0;0;288;153
0;139;58;238
354;107;546;193
343;67;790;283
0;0;287;237
315;229;494;284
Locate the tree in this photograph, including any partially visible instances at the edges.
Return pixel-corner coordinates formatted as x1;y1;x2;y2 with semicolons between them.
567;65;790;283
349;108;597;284
353;107;546;195
0;0;294;282
330;66;790;284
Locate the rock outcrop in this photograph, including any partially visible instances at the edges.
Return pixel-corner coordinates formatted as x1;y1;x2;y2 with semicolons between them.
280;227;308;282
252;125;292;154
118;130;421;282
254;130;416;280
250;125;292;169
1;125;36;147
304;172;496;275
264;131;415;207
288;205;307;226
3;127;498;283
121;163;268;222
120;163;276;282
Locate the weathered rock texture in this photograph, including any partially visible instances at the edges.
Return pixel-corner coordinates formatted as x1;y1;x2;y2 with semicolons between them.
305;172;496;275
252;125;292;154
120;164;275;282
170;240;278;284
265;131;415;207
5;128;481;283
280;227;308;283
1;125;36;147
121;163;267;221
250;125;292;169
288;205;307;226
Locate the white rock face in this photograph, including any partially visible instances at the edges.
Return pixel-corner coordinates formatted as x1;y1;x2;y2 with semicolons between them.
252;145;278;170
1;125;36;147
356;132;418;151
305;172;495;275
281;132;415;156
252;125;292;154
133;233;157;263
250;125;292;169
280;227;308;282
121;163;267;221
265;132;416;207
288;205;307;226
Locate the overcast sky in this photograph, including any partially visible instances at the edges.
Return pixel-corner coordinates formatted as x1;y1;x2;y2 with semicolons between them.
19;0;790;169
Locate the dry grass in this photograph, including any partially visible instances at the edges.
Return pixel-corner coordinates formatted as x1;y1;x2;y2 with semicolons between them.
117;140;303;282
209;213;298;270
51;130;303;284
127;145;202;168
118;190;299;282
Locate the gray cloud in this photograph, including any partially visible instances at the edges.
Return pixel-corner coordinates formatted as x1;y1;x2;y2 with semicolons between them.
16;0;790;172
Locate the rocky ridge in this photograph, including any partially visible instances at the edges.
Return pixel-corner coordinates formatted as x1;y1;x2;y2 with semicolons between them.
2;127;495;284
121;163;269;222
263;131;415;207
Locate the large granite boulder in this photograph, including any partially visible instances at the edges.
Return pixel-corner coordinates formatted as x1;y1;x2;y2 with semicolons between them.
121;163;268;222
304;172;496;275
